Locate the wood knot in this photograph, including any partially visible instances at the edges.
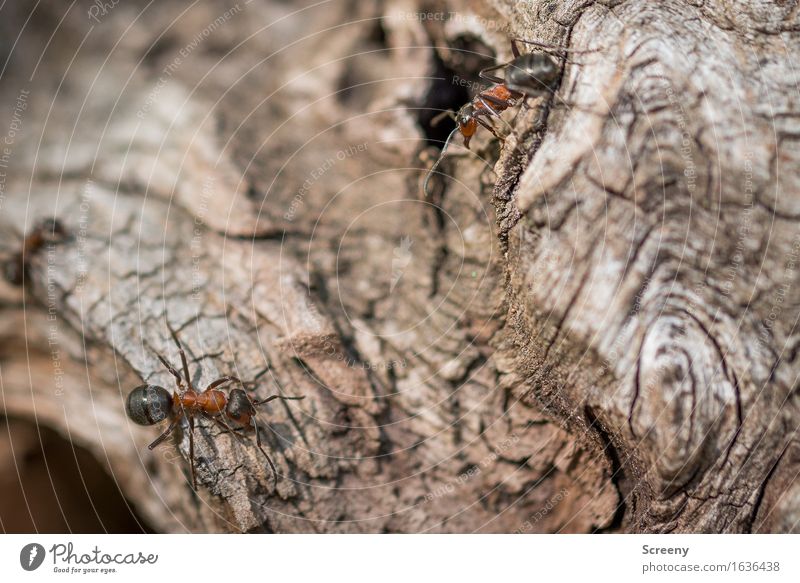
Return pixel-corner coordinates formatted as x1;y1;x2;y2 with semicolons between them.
632;314;740;497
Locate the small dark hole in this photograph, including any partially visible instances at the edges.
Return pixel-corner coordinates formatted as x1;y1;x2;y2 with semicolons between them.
366;18;387;48
447;35;496;86
418;54;468;147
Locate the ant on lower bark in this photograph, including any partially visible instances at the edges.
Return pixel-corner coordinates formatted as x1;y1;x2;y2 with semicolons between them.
125;321;304;490
423;38;596;197
2;218;69;286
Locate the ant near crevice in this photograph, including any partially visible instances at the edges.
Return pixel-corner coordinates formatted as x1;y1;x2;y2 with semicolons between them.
125;320;304;490
423;38;599;197
2;218;69;286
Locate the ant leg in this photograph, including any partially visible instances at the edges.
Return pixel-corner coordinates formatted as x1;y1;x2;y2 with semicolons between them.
476;96;502;119
203;412;247;444
517;89;547;106
156;354;183;387
431;109;456;127
547;92;605;116
251;418;278;489
479;94;516;114
513;38;599;54
478;97;518;136
479;63;507;85
475;117;505;141
254;394;305;406
204;375;242;391
165;320;193;390
188;415;197;490
147;417;179;449
511;39;522;58
512;38;596;66
144;339;183;387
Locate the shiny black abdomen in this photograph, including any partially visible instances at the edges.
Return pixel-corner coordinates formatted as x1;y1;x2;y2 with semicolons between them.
505;53;560;94
125;384;173;425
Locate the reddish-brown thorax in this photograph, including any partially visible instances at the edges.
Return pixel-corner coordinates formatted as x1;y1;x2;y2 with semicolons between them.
173;389;227;415
475;85;516;113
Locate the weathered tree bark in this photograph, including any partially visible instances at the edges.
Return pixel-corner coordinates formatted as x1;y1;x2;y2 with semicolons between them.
1;0;799;533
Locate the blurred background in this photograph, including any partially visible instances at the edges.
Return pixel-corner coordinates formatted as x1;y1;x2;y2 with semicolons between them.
0;417;149;532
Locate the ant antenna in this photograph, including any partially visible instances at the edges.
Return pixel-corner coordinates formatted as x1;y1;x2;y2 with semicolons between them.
546;85;609;117
430;109;456;127
514;38;601;54
423;126;461;198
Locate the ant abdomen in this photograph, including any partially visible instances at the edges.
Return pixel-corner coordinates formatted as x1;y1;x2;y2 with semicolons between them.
505;52;560;94
126;384;173;426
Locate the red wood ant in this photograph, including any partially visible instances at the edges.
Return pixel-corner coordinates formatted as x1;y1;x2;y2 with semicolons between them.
125;322;304;490
423;38;595;197
2;218;69;286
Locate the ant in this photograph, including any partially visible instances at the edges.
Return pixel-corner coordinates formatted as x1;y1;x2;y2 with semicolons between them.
2;218;69;286
423;38;596;197
125;321;305;490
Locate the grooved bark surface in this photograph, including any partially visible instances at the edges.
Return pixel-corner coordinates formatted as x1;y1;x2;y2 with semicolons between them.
0;0;798;533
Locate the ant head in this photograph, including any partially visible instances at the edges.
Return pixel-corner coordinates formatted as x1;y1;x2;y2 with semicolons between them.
455;104;478;148
225;388;256;426
456;103;475;128
126;384;172;426
2;257;24;286
37;218;68;243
